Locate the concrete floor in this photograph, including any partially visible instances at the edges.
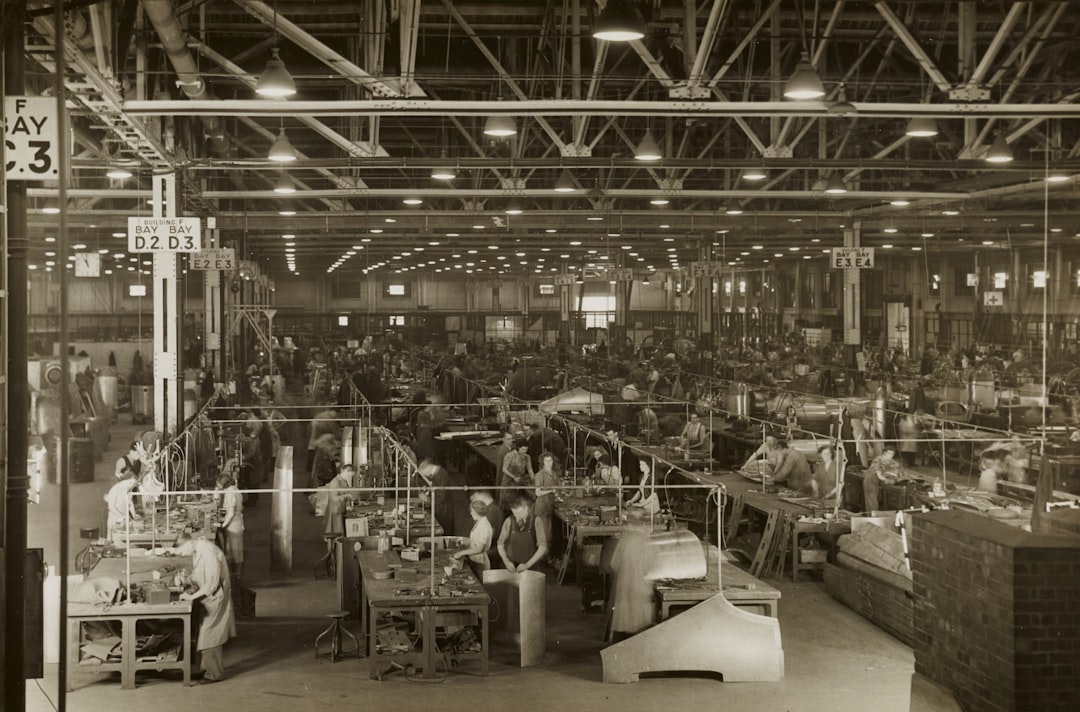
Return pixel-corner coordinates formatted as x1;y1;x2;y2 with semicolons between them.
25;414;924;712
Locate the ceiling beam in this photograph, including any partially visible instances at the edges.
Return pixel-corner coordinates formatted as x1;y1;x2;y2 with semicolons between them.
119;99;1080;119
232;0;415;98
874;0;953;93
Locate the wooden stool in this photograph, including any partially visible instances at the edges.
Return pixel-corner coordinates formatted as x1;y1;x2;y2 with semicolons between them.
315;611;360;663
314;535;340;579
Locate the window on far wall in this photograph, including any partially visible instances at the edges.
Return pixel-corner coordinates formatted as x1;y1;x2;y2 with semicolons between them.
388;315;405;326
383;282;410;297
536;283;555;296
1028;266;1047;292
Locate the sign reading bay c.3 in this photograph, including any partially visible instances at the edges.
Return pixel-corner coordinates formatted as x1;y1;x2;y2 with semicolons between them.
128;217;202;252
4;96;59;181
831;247;875;269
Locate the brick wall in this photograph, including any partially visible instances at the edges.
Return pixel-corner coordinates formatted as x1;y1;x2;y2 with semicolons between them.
1042;508;1080;537
910;510;1080;712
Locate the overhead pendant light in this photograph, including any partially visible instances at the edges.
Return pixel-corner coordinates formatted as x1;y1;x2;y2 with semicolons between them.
554;169;578;193
255;48;296;98
985;134;1014;163
483;115;516;137
1045;170;1070;183
273;172;296;194
278;206;296;216
634;130;662;161
783;52;825;100
742;166;767;181
41;201;61;215
504;199;524;215
905;116;938;138
402;197;423;205
724;204;744;215
824;174;848;194
828;84;856;115
592;0;646;42
431;154;456;181
650;196;670;205
268;128;297;162
106;165;133;180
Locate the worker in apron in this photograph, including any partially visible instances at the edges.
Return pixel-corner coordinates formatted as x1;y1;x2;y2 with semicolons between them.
496;493;549;573
175;532;236;684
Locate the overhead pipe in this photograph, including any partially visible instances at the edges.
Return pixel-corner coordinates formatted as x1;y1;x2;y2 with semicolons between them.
141;0;230;156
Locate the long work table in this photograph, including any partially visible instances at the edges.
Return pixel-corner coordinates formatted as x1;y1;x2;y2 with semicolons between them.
69;554;194;690
356;548;489;680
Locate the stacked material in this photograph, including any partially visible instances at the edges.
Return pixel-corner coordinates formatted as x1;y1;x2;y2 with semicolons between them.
825;523;914;645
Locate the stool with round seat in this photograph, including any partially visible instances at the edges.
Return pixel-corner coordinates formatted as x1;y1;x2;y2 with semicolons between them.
314;534;341;579
75;527;102;576
315;611;360;662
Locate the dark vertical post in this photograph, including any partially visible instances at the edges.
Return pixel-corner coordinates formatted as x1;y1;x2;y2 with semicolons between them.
3;4;30;711
55;0;72;707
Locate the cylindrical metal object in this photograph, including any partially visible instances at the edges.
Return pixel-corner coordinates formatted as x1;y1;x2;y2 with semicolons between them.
132;385;154;422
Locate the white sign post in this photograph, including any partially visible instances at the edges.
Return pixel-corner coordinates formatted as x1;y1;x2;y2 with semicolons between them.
3;96;59;181
831;247;875;269
128;216;202;252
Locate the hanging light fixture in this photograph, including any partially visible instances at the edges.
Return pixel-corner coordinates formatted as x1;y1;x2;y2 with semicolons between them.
905;116;939;138
783;53;825;99
273;172;296;194
634;130;662;161
255;48;296;98
1046;170;1071;183
985;134;1014;163
824;174;848;194
742;166;768;181
106;165;133;180
41;201;61;215
592;0;646;42
554;169;578;193
650;196;670;205
402;197;423;205
268;127;297;162
483;115;516;137
431;153;456;181
828;84;856;115
724;205;744;216
504;199;524;215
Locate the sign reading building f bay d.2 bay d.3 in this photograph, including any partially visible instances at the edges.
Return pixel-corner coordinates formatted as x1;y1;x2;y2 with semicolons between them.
831;247;875;269
128;217;202;252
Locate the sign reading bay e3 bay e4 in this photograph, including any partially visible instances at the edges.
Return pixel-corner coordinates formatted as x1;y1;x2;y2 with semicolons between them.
128;217;202;252
830;247;875;269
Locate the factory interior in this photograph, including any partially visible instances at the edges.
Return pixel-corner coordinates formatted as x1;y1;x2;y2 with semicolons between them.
3;2;1080;711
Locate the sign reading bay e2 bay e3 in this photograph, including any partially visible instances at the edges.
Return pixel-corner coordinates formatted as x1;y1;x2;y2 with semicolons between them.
128;217;202;252
830;247;875;269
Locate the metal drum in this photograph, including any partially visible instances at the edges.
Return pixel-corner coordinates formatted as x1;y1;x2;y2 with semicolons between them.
35;394;62;437
96;367;119;422
726;382;751;419
45;437;95;484
131;385;153;424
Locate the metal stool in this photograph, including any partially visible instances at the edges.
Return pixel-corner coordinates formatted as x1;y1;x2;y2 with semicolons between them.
314;534;340;579
75;527;101;576
315;611;360;662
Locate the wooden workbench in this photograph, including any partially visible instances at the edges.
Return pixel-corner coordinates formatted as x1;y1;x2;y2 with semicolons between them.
356;549;489;680
68;554;194;691
655;558;781;621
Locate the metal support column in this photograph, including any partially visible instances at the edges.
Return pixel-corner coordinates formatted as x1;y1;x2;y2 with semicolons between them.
2;6;30;710
843;222;863;368
152;174;181;434
695;243;715;369
558;269;571;345
203;217;221;381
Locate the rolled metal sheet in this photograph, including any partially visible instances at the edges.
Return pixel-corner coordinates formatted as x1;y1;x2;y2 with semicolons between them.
271;446;294;576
